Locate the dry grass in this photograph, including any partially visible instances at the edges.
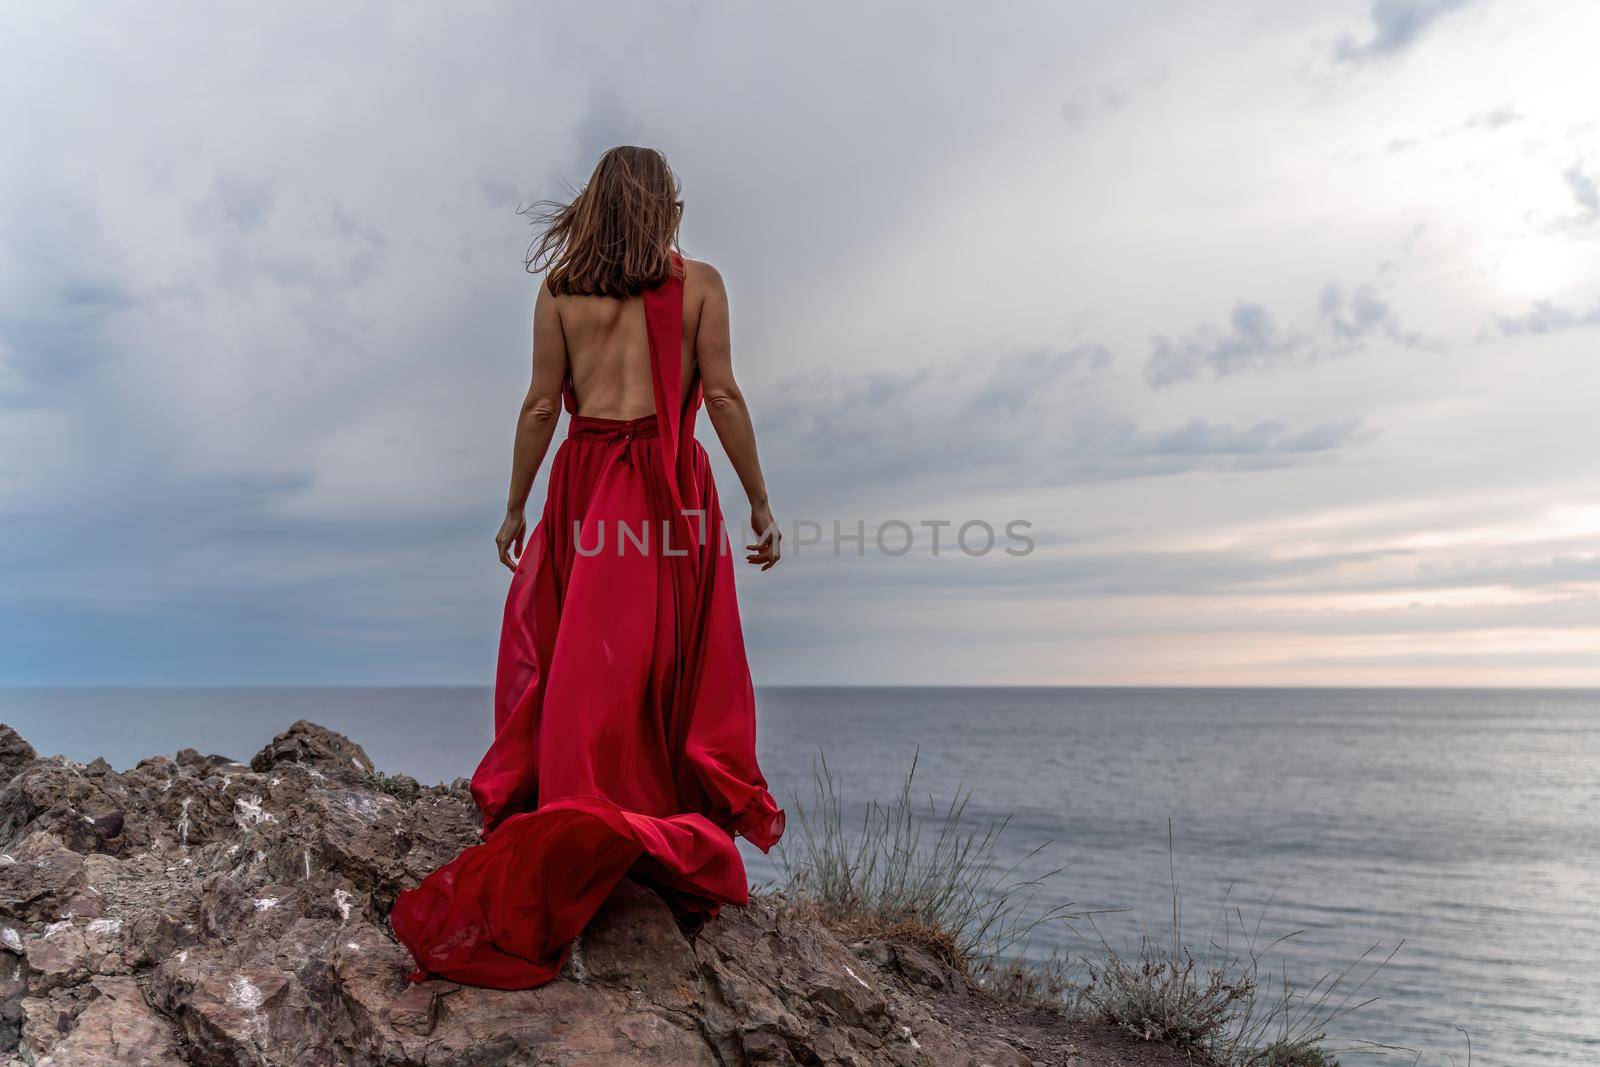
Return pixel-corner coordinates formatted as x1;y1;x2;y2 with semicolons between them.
972;951;1096;1018
1086;936;1253;1046
781;895;968;968
776;759;1389;1067
1082;825;1394;1067
776;749;1079;972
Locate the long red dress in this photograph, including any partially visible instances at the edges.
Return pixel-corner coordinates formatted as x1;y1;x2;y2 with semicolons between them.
390;255;785;989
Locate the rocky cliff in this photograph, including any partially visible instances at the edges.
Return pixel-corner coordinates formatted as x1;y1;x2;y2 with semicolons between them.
0;721;1183;1067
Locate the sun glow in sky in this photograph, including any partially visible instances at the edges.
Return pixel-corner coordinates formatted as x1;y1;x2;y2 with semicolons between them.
3;0;1600;685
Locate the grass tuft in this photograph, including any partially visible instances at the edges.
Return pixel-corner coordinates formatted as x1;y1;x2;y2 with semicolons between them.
776;759;1389;1067
1086;935;1252;1045
776;748;1078;971
1244;1040;1341;1066
1081;823;1393;1067
972;951;1096;1018
369;770;422;802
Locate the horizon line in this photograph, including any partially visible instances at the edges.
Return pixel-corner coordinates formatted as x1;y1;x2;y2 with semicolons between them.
5;682;1600;693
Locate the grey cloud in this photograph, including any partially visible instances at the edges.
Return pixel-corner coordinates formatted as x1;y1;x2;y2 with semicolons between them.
768;538;1600;629
0;268;135;409
326;203;390;250
1562;165;1599;222
1147;302;1277;386
1141;417;1366;458
751;348;1368;510
767;525;1600;616
1493;298;1600;336
1463;107;1522;132
1401;553;1600;593
204;199;387;298
1054;416;1368;483
1061;84;1129;130
1384;106;1523;157
210;176;276;234
971;343;1112;412
1060;67;1170;132
571;90;648;180
754;544;1401;602
477;172;521;211
762;366;933;430
1320;283;1393;340
1145;282;1421;386
1334;0;1473;64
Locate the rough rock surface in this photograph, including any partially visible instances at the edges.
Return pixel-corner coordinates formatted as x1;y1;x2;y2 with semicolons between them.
0;721;1184;1067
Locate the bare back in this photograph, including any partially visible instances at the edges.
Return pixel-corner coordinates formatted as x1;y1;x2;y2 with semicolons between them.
553;259;711;420
503;250;775;572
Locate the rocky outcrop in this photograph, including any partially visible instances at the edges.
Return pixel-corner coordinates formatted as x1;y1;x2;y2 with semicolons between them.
0;720;1162;1067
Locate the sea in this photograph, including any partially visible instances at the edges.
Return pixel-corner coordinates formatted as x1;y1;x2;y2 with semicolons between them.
0;686;1594;1065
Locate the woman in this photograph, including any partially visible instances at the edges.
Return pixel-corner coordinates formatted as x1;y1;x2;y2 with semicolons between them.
391;146;785;989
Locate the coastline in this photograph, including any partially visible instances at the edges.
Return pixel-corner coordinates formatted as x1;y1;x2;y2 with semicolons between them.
0;719;1199;1066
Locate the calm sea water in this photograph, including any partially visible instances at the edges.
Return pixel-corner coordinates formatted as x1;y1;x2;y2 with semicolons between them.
0;686;1594;1064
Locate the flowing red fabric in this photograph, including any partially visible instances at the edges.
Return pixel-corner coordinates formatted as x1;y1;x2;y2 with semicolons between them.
390;257;784;989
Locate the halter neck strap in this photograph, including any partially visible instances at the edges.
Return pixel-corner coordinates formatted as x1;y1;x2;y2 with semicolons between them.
642;251;700;551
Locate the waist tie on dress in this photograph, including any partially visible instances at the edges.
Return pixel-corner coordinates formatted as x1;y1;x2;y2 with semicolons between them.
567;413;660;468
567;413;660;441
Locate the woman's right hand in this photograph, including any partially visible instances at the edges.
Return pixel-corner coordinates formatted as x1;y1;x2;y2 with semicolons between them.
496;509;527;571
746;503;781;571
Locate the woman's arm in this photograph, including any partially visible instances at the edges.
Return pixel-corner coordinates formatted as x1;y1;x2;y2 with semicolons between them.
496;283;568;571
696;264;781;570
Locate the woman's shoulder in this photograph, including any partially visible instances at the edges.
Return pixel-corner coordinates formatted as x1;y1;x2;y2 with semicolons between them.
679;256;725;292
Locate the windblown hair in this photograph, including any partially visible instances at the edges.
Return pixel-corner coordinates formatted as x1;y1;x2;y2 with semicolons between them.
523;146;685;298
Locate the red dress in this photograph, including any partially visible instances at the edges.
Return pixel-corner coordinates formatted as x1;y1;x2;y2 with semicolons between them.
390;255;784;989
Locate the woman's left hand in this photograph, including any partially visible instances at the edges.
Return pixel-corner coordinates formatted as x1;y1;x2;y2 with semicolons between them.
745;504;781;571
496;509;527;571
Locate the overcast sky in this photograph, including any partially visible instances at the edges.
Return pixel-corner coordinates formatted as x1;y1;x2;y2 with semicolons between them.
3;0;1599;686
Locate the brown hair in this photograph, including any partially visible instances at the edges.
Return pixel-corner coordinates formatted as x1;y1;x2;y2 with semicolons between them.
523;146;685;298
